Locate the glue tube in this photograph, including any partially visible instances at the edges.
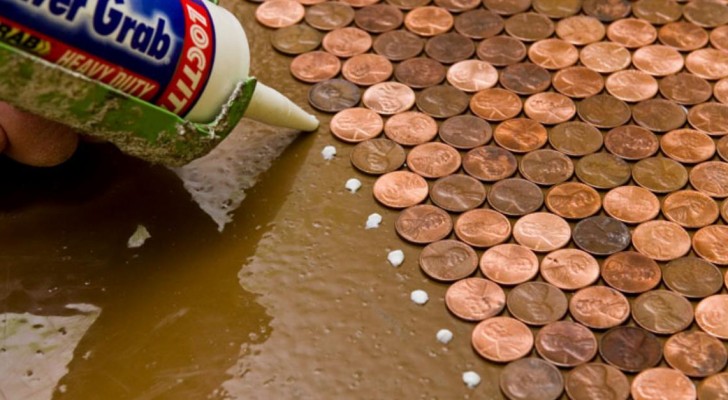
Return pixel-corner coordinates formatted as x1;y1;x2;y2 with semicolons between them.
0;0;319;131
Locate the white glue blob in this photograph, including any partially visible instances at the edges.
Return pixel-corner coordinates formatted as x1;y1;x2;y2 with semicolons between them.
462;371;481;389
321;145;337;160
365;213;383;229
436;329;453;344
345;178;362;193
411;290;429;305
387;250;404;267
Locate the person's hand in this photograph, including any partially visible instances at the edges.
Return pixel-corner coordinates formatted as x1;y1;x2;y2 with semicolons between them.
0;102;79;167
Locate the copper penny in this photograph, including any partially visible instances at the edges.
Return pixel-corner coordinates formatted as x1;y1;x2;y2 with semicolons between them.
632;220;691;261
572;216;631;256
420;240;479;282
372;30;424;61
693;225;728;265
665;331;728;378
255;0;305;28
524;92;576;125
404;6;454;37
341;0;379;8
699;373;728;400
556;15;606;45
394;58;446;89
658;22;709;51
690;161;728;198
520;149;574;186
684;0;728;28
395;204;452;244
659;73;713;105
532;0;582;18
565;363;630;400
385;0;429;10
546;182;601;219
661;129;715;164
424;32;475;64
603;186;660;224
552;67;605;99
633;99;687;132
504;12;555;42
354;4;403;33
487;178;544;216
548;121;603;157
575;152;631;189
602;251;661;294
470;88;522;121
322;27;372;58
305;2;355;31
513;212;571;252
500;63;551;95
605;70;658;102
507;282;568;326
407;142;461;179
631;368;696;400
362;82;416;115
454;9;504;39
664;256;724;299
686;49;728;80
472;317;533;363
583;0;631;22
308;79;361;113
632;290;694;334
350;138;406;175
341;54;393;86
577;95;631;129
483;0;531;15
712;25;728;51
384;111;438;146
688;102;728;136
373;171;428;208
717;136;728;162
540;249;600;291
632;45;685;76
446;60;498;93
454;209;511;248
600;326;662;372
433;0;479;13
528;39;578;71
463;145;518;181
696;294;728;339
632;0;682;25
416;85;469;119
715;78;728;104
480;244;539;285
663;190;719;228
493;118;548;153
632;157;689;193
439;115;492;149
607;18;657;48
444;277;506;320
579;42;631;73
330;108;384;143
476;36;527;66
570;286;630;330
500;358;564;400
271;24;322;56
535;321;598;367
290;51;341;83
724;198;728;222
430;174;486;212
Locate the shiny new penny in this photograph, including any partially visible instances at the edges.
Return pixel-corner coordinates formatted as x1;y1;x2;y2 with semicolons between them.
373;171;428;208
605;70;658;102
665;331;728;378
271;24;322;55
493;118;548;153
424;32;475;64
632;0;682;25
603;186;660;224
570;286;630;330
548;121;603;157
690;161;728;198
546;182;601;219
462;146;517;181
383;111;438;146
600;326;662;373
556;15;606;45
372;30;424;61
693;225;728;265
446;60;498;92
472;317;533;363
659;73;713;105
552;66;605;99
416;85;470;119
330;108;384;143
519;149;574;186
454;209;511;248
536;321;598;367
350;138;406;175
532;0;581;18
395;204;452;244
684;0;728;28
632;220;691;261
420;240;479;282
403;6;454;37
631;368;696;400
308;79;361;113
583;0;631;21
322;27;372;58
483;0;530;15
565;363;630;400
342;54;393;86
715;78;728;104
607;18;657;48
575;152;631;189
394;58;446;89
577;95;631;129
504;12;555;42
469;88;522;121
407;142;461;179
290;51;341;83
524;92;576;125
658;22;709;51
602;251;661;294
661;129;715;164
480;244;539;285
573;216;631;256
604;125;659;160
305;1;355;30
439;115;492;149
686;49;728;80
500;358;564;400
664;257;724;299
454;9;504;39
632;45;685;76
632;290;694;335
362;82;415;115
696;294;728;339
354;4;403;33
487;178;543;216
255;0;305;28
507;282;568;326
444;277;505;321
688;102;728;136
528;39;578;70
430;174;486;212
499;63;551;95
513;212;571;253
662;190;719;228
579;42;631;73
476;36;527;66
540;249;600;291
632;99;687;132
712;25;728;51
632;157;688;193
699;373;728;400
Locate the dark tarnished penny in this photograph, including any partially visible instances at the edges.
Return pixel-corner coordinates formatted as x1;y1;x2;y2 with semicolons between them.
493;118;548;153
446;60;498;93
469;88;522;121
420;240;479;282
688;102;728;136
384;111;438;146
463;146;518;182
499;63;551;95
631;368;697;400
322;27;372;57
690;161;728;198
583;0;631;22
536;321;598;368
684;0;728;28
504;12;555;42
699;373;728;400
632;220;691;261
605;125;659;160
632;157;688;193
507;282;568;326
548;121;603;157
483;0;531;15
662;190;719;228
472;317;533;363
570;286;630;330
552;66;605;99
575;152;631;189
545;182;601;219
476;36;527;66
605;70;658;103
659;73;713;106
664;331;728;378
330;107;384;143
500;358;564;400
290;51;341;83
308;79;362;113
556;15;606;45
540;249;600;291
579;42;631;73
664;257;724;299
602;251;661;294
424;32;475;64
487;178;543;216
271;24;323;55
454;9;504;39
532;0;582;18
632;45;684;76
407;142;461;179
372;30;424;61
520;149;574;186
632;290;694;334
565;363;630;400
342;54;393;86
454;209;511;248
394;58;446;89
354;4;403;33
600;326;662;373
632;0;682;25
693;225;728;265
524;92;576;125
362;82;416;115
632;99;687;132
607;18;657;48
395;204;453;244
573;216;631;256
603;186;660;224
350;138;406;175
661;129;715;164
686;49;728;81
445;278;506;321
416;85;469;118
577;95;631;129
403;6;454;37
430;174;486;212
513;212;571;253
305;1;355;30
480;243;539;285
438;115;492;149
373;171;428;208
658;21;709;51
696;294;728;339
528;39;579;70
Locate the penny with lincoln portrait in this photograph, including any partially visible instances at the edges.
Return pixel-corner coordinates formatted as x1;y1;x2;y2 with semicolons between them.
472;317;533;363
664;330;728;378
552;66;604;99
373;171;428;208
429;174;486;213
519;149;574;186
696;294;728;340
406;142;461;179
572;216;631;256
487;178;544;217
565;363;630;400
330;107;383;143
575;152;632;190
603;186;660;224
547;121;603;157
500;358;564;400
693;224;728;265
535;321;598;368
599;326;662;373
662;190;719;228
632;290;694;335
479;244;539;286
444;277;505;321
631;368;696;400
632;220;691;262
350;138;406;175
601;251;661;294
507;282;568;326
384;111;438;146
663;257;724;299
545;182;601;220
395;204;452;244
438;115;492;150
569;286;630;330
419;240;479;282
699;372;728;400
540;249;600;291
462;146;518;182
454;209;511;248
513;212;571;253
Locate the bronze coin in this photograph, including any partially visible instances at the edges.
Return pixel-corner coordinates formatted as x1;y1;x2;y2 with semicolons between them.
330;107;384;143
602;251;661;294
454;9;504;39
607;18;657;48
659;73;713;105
493;118;548;153
290;51;341;83
342;54;393;86
433;0;480;14
373;170;428;208
684;0;728;28
394;57;446;89
444;277;506;320
565;363;630;400
417;85;469;119
395;204;453;244
575;152;631;189
487;178;544;216
424;32;475;64
663;190;719;228
513;212;571;253
520;149;574;186
570;286;630;330
583;0;631;22
603;185;660;224
686;49;728;80
632;220;691;261
532;0;582;18
524;92;577;125
404;6;454;37
664;331;728;378
385;0;429;10
384;111;438;146
350;138;406;175
470;88;522;121
632;0;682;25
548;121;603;157
454;208;511;248
472;317;533;363
463;145;518;181
536;321;598;368
420;240;479;282
573;216;631;256
528;39;578;70
633;99;687;132
271;24;323;56
699;373;728;400
483;0;531;15
407;142;461;178
724;198;728;222
712;25;728;51
633;157;689;193
661;129;715;164
504;12;555;42
372;30;424;61
354;4;403;33
476;36;527;66
480;243;539;285
693;224;728;265
664;256;724;299
430;174;486;212
579;41;631;73
507;282;568;326
600;326;662;372
362;82;416;115
632;45;685;77
715;78;728;104
446;60;498;93
577;95;631;129
631;368;697;400
552;67;605;99
255;0;305;28
690;161;728;198
305;1;355;31
500;63;551;95
688;102;728;136
341;0;379;8
658;21;709;51
696;294;728;339
439;115;492;149
632;290;694;335
308;79;362;113
322;27;372;58
604;125;659;160
540;249;600;291
546;182;601;220
556;15;606;45
500;358;564;400
605;70;658;102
